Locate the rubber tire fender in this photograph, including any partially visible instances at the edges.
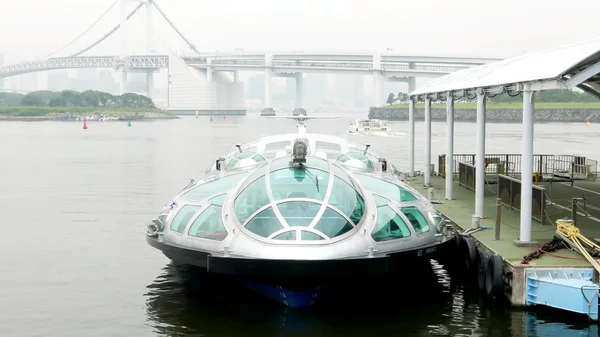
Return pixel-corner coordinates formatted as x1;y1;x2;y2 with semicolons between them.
485;254;504;298
477;250;487;293
463;236;478;272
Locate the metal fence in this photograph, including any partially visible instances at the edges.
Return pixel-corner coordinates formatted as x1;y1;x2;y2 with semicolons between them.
439;154;597;181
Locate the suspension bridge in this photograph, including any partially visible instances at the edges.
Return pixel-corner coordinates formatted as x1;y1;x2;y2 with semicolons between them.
0;0;501;114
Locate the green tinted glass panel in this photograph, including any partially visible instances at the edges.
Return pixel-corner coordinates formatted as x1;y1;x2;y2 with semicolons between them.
253;154;265;161
372;206;411;242
187;205;227;241
235;175;270;224
276;201;321;226
304;157;330;171
401;206;430;234
209;194;226;206
272;231;296;240
346;152;374;168
245;207;284;238
353;174;418;202
170;205;201;233
313;207;353;238
237;165;266;192
270;156;292;171
301;231;325;241
182;173;246;201
332;164;353;186
430;212;445;233
328;177;365;224
373;195;390;207
270;168;329;201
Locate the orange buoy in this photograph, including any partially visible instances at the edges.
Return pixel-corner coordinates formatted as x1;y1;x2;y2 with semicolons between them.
83;119;88;130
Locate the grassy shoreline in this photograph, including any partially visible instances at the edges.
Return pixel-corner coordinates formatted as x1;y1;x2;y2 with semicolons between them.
384;102;600;109
0;106;178;120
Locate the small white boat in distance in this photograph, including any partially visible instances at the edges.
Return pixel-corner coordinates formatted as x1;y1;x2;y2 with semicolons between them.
348;119;391;134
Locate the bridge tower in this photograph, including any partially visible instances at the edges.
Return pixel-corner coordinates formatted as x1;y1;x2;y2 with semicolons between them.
145;0;154;98
119;0;129;95
372;52;383;106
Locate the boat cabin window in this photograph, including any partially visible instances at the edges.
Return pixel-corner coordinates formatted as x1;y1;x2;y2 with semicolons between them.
337;152;375;169
235;175;270;224
329;176;365;224
245;207;283;238
209;194;226;206
353;174;418;202
312;207;354;238
170;205;201;233
226;151;266;169
373;194;391;207
187;205;227;241
272;231;297;240
181;172;246;201
400;206;430;234
270;168;329;202
371;206;411;242
430;211;445;233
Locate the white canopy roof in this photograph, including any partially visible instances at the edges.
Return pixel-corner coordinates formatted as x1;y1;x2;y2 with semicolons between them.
410;38;600;99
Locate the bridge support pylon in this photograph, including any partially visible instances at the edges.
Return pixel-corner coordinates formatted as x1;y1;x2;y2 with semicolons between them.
292;73;306;116
120;70;128;95
261;54;275;116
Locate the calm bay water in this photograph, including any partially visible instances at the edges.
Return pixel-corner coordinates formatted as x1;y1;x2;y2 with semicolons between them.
1;112;599;337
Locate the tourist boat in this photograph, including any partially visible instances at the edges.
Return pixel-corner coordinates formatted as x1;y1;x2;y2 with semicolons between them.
348;119;391;133
145;114;458;308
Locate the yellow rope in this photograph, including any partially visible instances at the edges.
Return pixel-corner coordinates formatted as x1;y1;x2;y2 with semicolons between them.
556;219;600;275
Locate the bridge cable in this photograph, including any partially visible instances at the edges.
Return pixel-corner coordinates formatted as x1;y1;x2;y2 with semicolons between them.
44;0;118;58
67;2;145;58
151;0;201;54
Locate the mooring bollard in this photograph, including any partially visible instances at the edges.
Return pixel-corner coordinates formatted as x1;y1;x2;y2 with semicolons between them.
471;215;480;229
572;198;578;225
495;198;502;240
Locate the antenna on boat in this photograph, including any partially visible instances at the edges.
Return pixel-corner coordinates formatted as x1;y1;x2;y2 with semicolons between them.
236;144;242;153
363;144;371;155
263;113;340;134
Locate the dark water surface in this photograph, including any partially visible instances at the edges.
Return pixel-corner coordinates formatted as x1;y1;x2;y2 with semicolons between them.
1;113;599;336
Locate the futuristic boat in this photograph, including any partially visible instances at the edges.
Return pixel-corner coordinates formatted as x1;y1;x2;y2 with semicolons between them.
348;118;391;134
145;114;458;308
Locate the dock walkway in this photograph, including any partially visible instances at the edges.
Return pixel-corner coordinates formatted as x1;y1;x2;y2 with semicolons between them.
407;175;600;268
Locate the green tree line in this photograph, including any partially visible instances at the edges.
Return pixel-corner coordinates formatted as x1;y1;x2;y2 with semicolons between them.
385;89;598;105
0;90;155;109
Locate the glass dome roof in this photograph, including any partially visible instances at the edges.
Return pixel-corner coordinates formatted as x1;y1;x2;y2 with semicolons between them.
226;151;266;169
234;156;365;241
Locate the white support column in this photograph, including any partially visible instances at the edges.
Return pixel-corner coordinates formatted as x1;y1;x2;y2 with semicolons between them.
145;71;153;98
372;53;383;106
120;70;127;95
264;68;272;108
408;99;415;176
445;92;454;200
475;89;487;218
145;0;154;99
261;54;274;115
293;73;306;115
206;57;213;82
424;97;432;186
119;0;129;95
519;89;535;243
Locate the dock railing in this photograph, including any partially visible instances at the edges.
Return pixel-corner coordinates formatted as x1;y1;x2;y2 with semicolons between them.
439;154;596;182
497;174;546;224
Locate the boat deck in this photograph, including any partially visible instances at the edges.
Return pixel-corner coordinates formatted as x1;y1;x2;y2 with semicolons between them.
406;175;600;268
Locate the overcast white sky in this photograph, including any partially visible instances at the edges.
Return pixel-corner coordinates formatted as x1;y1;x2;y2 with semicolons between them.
1;0;599;63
